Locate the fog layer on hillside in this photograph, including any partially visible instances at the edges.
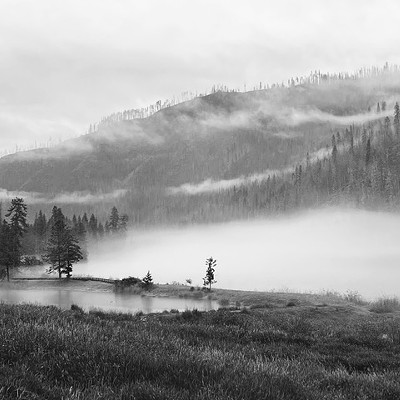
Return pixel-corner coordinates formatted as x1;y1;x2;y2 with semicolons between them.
80;209;400;299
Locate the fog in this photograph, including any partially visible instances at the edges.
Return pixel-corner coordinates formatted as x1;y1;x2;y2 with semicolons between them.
77;209;400;300
0;188;127;205
167;146;331;195
282;107;394;126
167;170;283;195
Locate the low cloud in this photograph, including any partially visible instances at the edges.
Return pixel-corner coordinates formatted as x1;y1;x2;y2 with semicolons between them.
167;169;284;195
3;137;93;161
167;146;335;196
280;107;394;127
0;188;127;205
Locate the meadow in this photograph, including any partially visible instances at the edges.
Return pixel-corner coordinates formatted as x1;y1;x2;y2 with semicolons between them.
1;290;400;399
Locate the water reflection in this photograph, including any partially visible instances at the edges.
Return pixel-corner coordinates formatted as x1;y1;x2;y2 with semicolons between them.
0;288;219;314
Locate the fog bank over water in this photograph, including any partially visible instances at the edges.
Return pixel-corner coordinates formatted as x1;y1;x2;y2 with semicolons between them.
80;209;400;299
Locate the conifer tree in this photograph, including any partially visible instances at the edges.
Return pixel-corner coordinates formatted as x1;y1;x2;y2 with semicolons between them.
108;207;120;233
119;214;129;232
44;207;66;279
394;102;400;135
44;207;83;278
142;270;153;290
98;222;105;238
88;214;98;238
4;198;28;276
0;220;14;281
366;138;371;166
332;134;338;164
203;257;217;291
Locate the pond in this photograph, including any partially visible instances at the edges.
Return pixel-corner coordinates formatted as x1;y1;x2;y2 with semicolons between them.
0;288;219;314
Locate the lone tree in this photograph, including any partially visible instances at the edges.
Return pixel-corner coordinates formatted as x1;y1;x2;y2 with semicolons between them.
203;257;217;291
142;270;153;290
44;207;83;279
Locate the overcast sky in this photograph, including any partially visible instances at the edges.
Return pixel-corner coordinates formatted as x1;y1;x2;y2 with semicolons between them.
1;0;400;154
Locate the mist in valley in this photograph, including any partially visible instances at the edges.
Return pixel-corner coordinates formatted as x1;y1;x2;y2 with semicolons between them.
75;208;400;300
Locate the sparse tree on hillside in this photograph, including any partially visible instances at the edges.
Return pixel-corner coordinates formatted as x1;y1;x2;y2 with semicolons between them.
331;135;338;164
203;257;217;291
394;103;400;135
366;138;371;166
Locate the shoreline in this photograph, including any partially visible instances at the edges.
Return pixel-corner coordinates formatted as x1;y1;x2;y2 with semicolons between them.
0;278;372;310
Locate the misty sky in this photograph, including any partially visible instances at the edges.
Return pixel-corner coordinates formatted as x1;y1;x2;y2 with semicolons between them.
1;0;400;154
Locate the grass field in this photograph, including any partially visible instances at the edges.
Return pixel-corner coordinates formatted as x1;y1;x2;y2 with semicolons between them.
1;289;400;399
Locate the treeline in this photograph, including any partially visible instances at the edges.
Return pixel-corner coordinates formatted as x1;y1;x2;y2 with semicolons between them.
92;62;400;133
0;203;129;281
24;206;129;255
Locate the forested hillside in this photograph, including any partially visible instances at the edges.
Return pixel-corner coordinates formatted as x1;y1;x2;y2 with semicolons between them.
1;67;400;223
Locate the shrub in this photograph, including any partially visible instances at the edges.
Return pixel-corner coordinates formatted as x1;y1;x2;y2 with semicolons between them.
70;304;84;314
219;298;230;307
370;297;400;313
344;290;366;305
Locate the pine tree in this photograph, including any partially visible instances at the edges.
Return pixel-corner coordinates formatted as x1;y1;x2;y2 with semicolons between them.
44;207;83;278
62;227;83;278
331;134;338;164
0;220;14;281
33;210;47;253
4;197;28;277
88;214;98;238
394;103;400;135
384;116;391;136
142;270;153;290
82;213;89;227
203;257;217;291
366;138;371;166
98;222;105;238
44;207;66;279
119;214;129;232
108;207;120;233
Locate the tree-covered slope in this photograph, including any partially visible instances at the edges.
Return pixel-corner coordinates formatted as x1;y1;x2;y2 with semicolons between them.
0;70;400;222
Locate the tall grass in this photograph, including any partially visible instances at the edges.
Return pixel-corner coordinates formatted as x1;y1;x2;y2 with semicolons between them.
370;297;400;313
1;304;400;399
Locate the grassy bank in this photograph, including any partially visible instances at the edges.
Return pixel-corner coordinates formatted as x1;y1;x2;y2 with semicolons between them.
1;296;400;399
0;279;364;306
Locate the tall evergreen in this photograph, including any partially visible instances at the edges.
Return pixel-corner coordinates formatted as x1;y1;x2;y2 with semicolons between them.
44;207;83;279
394;103;400;135
366;138;371;166
108;206;120;233
203;257;217;291
0;220;14;281
4;198;28;277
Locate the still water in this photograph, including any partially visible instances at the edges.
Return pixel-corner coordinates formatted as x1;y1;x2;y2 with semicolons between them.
0;288;219;314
